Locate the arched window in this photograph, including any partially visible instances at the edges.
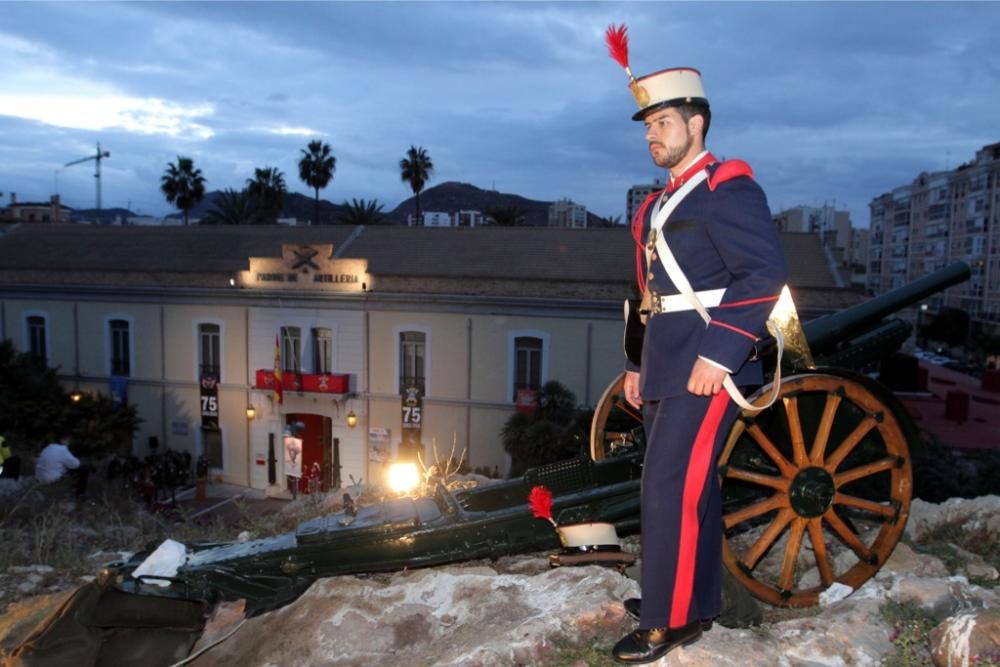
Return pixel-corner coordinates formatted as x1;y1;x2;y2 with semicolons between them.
280;326;302;373
513;336;543;400
399;330;426;395
26;315;47;365
198;323;221;379
109;319;131;376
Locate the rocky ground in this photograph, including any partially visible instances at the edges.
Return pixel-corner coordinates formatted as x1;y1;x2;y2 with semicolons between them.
0;478;997;667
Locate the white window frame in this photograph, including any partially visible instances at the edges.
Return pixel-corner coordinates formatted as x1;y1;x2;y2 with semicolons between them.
22;310;49;364
104;314;135;378
280;325;303;373
194;319;225;382
311;326;336;374
507;329;550;403
394;325;431;395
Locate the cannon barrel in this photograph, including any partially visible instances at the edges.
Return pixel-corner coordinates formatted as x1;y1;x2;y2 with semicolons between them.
800;261;971;358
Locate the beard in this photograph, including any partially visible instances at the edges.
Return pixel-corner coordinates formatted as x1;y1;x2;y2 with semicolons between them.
651;131;694;169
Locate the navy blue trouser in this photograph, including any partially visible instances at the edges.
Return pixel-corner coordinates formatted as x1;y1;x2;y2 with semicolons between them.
639;391;741;629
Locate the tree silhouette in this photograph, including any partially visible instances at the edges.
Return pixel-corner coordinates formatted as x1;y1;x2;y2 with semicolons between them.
160;156;206;226
246;166;287;223
399;145;434;226
201;189;260;225
298;140;336;225
487;206;526;227
500;380;590;476
339;198;385;225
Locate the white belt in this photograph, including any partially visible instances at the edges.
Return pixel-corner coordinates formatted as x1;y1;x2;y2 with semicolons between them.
652;288;726;314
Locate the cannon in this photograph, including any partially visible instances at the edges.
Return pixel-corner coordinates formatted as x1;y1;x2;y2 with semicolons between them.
7;265;972;665
590;261;972;607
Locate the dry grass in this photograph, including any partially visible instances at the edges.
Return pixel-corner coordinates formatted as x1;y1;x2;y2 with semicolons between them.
0;475;337;606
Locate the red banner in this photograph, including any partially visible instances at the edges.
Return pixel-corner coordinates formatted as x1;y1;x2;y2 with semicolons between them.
255;370;349;395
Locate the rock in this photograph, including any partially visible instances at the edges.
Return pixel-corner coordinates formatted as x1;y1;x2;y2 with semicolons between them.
905;496;1000;543
7;565;54;575
929;610;1000;667
186;564;638;666
964;562;999;582
884;542;950;578
884;573;1000;620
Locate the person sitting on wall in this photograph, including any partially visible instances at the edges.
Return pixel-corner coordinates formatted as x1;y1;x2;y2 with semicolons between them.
36;435;89;496
0;435;22;480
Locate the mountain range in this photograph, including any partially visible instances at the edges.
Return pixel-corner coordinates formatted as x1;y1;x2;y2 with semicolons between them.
72;182;615;226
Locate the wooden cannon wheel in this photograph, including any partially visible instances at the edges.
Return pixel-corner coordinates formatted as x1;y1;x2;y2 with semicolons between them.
589;369;914;608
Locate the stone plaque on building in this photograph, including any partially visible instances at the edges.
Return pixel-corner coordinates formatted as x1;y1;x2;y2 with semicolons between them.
239;244;370;292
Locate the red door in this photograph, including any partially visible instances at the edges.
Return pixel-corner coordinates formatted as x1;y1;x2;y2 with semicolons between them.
287;414;326;494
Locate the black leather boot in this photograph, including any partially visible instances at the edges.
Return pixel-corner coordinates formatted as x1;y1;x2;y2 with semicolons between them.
612;621;703;664
622;598;714;631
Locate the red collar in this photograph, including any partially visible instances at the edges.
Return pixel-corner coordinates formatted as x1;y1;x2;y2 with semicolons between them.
668;152;717;193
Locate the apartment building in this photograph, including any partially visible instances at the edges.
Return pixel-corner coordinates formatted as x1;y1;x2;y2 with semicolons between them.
868;141;1000;331
625;179;665;224
547;199;588;229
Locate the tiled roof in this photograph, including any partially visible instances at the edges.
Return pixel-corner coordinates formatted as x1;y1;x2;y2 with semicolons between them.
0;223;842;295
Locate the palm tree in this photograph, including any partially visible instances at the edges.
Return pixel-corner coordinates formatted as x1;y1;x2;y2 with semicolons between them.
297;140;335;225
500;380;587;476
399;145;434;226
246;166;287;223
160;157;206;225
201;189;260;225
339;198;385;225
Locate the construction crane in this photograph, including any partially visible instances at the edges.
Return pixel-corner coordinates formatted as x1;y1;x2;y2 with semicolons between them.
65;142;110;221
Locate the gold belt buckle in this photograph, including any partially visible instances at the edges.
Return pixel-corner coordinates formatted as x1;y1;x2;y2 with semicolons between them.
648;291;662;316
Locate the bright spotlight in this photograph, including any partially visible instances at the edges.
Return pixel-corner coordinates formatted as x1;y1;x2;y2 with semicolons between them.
387;462;420;495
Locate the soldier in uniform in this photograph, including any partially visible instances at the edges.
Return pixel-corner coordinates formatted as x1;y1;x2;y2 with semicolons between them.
605;25;789;663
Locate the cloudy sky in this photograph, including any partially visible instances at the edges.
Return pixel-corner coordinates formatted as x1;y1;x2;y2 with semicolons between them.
0;2;997;226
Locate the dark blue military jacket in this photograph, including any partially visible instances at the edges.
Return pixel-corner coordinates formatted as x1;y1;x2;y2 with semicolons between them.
627;158;789;400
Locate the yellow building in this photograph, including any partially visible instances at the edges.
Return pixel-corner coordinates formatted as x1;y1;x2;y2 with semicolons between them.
0;223;851;496
0;224;638;495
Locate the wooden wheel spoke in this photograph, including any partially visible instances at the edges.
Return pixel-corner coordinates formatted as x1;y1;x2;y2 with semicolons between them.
778;518;806;591
807;518;834;587
810;394;842;465
834;457;896;487
783;397;809;467
823;508;873;563
834;492;896;519
723;494;788;530
723;467;789;492
746;425;797;478
825;416;877;472
742;509;795;571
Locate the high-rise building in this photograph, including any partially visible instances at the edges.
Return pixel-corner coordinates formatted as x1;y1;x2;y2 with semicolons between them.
626;179;664;224
867;141;1000;332
547;199;587;228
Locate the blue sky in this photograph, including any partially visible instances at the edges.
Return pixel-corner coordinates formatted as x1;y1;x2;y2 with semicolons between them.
0;1;997;226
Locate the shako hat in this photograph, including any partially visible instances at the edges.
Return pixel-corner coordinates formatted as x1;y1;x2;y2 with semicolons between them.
556;522;621;553
605;24;709;121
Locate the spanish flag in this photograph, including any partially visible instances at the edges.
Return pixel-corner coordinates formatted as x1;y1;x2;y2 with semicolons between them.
273;334;283;405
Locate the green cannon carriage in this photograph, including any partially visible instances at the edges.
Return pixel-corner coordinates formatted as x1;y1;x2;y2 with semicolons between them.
589;261;972;607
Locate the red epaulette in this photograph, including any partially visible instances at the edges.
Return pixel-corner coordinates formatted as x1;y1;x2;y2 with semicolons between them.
707;159;753;191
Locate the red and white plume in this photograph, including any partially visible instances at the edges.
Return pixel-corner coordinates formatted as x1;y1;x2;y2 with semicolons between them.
605;24;636;83
528;485;557;528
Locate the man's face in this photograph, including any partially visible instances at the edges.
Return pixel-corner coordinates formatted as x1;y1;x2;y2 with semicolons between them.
643;107;695;169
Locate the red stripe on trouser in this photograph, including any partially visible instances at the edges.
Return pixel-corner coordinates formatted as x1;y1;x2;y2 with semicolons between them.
669;391;731;628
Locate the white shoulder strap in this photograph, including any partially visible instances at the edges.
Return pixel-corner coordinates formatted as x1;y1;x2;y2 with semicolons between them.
650;183;784;413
